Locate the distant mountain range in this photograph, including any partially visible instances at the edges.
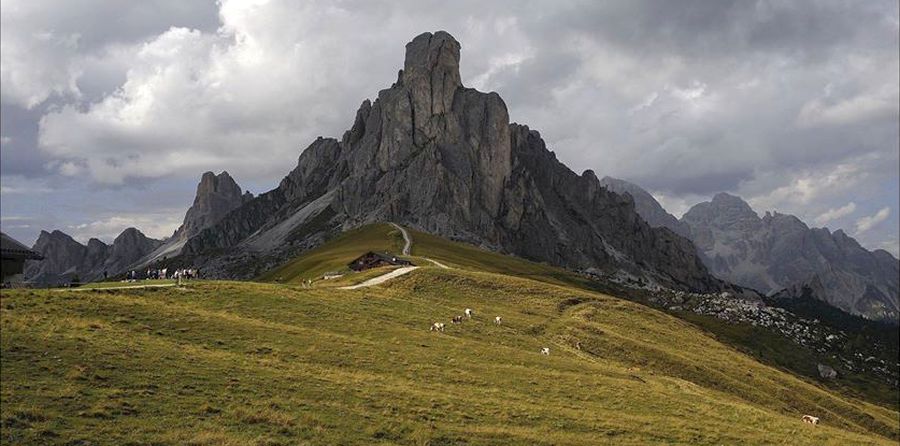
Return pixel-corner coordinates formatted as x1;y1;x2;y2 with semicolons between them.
25;228;162;285
25;171;251;284
602;178;899;322
177;31;724;293
20;31;898;323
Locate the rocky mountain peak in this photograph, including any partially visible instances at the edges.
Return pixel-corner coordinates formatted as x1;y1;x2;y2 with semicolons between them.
710;192;756;215
86;238;108;249
599;176;692;238
684;192;759;230
402;31;462;117
113;227;147;244
182;31;723;293
103;228;162;275
175;171;251;239
680;192;899;321
197;171;241;198
26;226;161;284
42;229;73;241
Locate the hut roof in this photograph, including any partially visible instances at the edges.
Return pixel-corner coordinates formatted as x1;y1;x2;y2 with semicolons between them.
0;232;43;260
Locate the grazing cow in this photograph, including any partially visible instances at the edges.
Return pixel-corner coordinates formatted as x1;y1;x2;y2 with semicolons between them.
464;308;474;318
801;415;819;425
541;347;550;355
494;316;502;325
451;315;463;324
430;322;445;332
574;341;582;351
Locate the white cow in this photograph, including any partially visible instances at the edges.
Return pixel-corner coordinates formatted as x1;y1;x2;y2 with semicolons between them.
465;308;474;318
541;347;550;355
494;316;502;325
430;322;445;332
801;415;819;425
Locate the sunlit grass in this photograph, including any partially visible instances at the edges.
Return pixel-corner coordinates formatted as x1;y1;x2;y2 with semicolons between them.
2;266;897;444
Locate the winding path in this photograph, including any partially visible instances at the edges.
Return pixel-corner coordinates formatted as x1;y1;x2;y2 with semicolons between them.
423;257;450;269
58;283;178;292
390;222;412;255
339;222;457;290
338;266;419;290
390;222;449;269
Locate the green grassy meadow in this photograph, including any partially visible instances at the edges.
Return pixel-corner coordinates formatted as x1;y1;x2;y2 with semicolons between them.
257;224;406;285
1;225;898;445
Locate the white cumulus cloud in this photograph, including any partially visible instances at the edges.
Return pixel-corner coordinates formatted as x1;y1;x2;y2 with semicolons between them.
814;202;856;226
856;207;891;234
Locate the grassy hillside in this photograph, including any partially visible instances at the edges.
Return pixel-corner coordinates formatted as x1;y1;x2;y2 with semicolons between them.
257;224;406;284
319;225;900;404
2;225;898;444
259;223;594;290
2;270;897;445
258;224;899;406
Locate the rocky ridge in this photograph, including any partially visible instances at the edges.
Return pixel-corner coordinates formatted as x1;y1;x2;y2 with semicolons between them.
599;176;691;238
136;171;253;267
682;193;899;321
582;268;898;388
182;31;725;293
176;171;252;240
597;177;899;322
25;228;162;285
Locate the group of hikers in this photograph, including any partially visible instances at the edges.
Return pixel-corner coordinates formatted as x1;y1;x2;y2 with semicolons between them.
124;267;200;282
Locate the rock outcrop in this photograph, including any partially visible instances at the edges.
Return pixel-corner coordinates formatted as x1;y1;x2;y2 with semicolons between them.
102;228;164;275
682;193;899;321
599;176;692;238
175;171;252;240
135;171;253;268
182;31;724;292
25;228;161;284
818;363;838;379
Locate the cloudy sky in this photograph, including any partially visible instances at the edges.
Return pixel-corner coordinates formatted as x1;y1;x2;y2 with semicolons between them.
1;0;898;256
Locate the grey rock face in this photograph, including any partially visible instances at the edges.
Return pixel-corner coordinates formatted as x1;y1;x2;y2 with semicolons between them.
103;228;163;274
134;171;253;268
26;230;92;283
599;176;692;238
682;193;899;321
25;228;161;284
175;171;252;240
183;31;723;292
817;363;838;379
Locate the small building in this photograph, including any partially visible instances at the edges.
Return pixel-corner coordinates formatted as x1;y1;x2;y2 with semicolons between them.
1;232;43;287
348;251;413;271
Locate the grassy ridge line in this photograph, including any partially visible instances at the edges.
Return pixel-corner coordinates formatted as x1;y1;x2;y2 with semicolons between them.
257;223;897;409
402;225;900;409
1;270;896;444
257;224;405;284
386;269;898;440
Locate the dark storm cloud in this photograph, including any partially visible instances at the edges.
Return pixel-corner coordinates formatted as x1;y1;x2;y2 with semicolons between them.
0;103;45;177
0;0;897;255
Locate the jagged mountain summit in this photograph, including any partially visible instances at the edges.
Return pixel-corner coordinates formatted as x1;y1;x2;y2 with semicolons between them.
176;171;253;240
137;171;253;266
599;176;691;238
23;171;250;283
25;228;162;285
682;193;899;321
182;31;725;292
598;178;898;322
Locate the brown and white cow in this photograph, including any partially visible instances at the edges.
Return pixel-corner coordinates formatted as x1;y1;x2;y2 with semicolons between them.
801;415;819;425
